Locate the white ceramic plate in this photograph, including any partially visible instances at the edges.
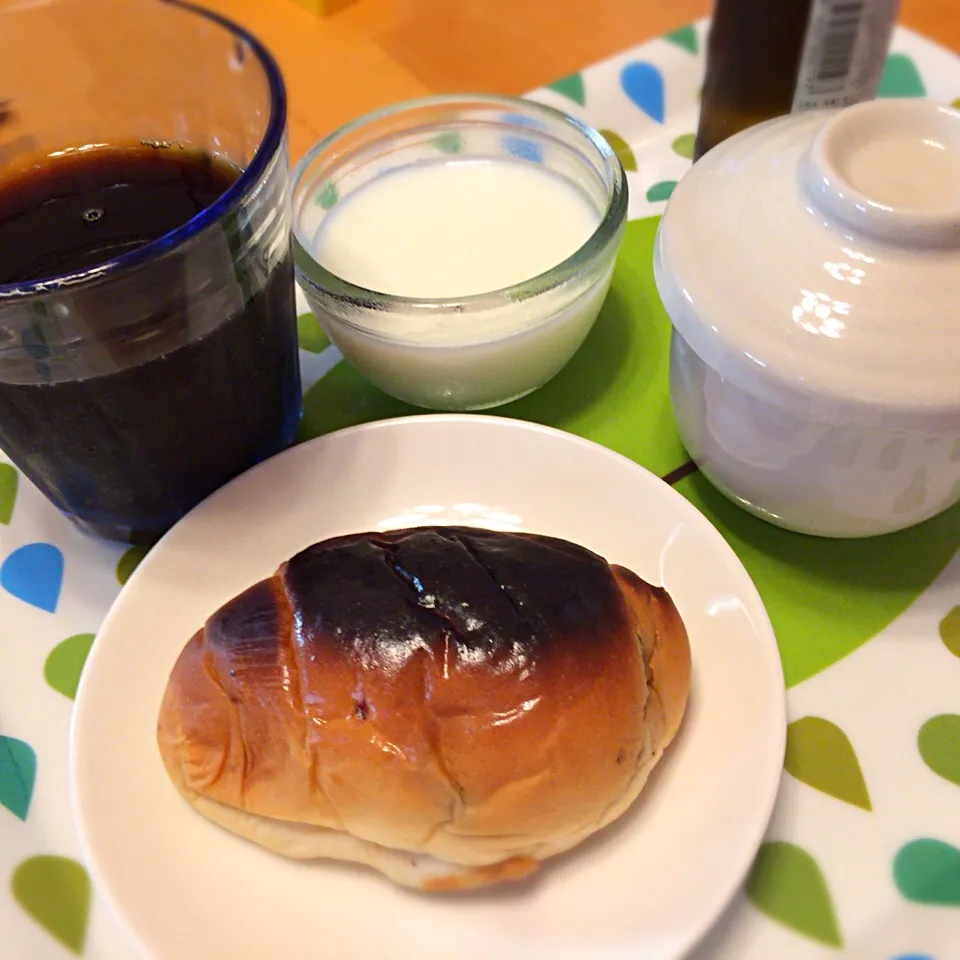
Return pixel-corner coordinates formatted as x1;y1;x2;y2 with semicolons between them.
70;414;785;960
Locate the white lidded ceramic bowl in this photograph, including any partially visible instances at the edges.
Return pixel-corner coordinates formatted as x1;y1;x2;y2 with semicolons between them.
654;98;960;538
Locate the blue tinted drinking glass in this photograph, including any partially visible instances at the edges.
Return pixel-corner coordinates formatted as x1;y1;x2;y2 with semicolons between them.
0;0;301;544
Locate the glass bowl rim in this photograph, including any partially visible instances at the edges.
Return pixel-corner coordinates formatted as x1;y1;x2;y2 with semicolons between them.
290;92;627;337
0;0;287;300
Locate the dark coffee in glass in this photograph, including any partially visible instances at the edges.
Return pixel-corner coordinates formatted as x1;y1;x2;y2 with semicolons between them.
0;0;301;544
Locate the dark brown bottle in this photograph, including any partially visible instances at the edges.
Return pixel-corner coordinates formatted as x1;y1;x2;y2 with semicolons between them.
694;0;899;160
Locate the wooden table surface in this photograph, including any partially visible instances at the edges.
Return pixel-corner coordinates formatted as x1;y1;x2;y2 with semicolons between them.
201;0;960;161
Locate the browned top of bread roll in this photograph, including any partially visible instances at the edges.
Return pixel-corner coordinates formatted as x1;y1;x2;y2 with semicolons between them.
157;526;691;890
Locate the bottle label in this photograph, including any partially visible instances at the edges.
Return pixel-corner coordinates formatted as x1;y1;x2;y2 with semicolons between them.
792;0;900;112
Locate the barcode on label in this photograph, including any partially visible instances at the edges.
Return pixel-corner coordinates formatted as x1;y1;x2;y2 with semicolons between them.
810;0;866;92
792;0;897;113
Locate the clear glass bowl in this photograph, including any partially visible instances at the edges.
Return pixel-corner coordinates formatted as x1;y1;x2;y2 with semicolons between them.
291;94;627;411
0;0;300;544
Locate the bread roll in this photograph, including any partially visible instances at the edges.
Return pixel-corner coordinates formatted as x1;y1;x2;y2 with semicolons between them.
157;525;691;891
